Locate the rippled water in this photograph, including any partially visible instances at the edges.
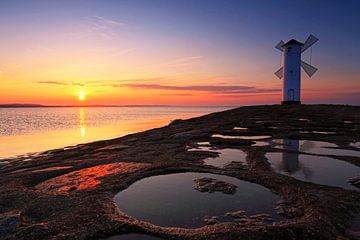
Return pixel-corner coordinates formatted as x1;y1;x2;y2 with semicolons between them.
114;172;281;228
0;106;229;159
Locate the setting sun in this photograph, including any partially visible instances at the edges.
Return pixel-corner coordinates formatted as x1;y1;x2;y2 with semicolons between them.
78;91;86;101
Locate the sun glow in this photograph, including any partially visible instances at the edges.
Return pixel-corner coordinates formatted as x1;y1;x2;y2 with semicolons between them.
78;91;86;101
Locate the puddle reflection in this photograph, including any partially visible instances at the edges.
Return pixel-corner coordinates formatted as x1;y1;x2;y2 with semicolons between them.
114;172;281;228
274;139;360;157
267;139;359;190
188;144;247;168
212;134;271;140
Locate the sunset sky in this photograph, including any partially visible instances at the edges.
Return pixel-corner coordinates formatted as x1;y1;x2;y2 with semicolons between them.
0;0;359;105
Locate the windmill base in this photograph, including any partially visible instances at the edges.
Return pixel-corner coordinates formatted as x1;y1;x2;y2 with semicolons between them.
282;101;301;105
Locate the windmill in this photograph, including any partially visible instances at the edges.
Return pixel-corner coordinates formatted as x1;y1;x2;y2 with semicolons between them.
274;34;319;104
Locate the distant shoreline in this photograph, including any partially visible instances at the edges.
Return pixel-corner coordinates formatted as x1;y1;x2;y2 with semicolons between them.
0;104;236;108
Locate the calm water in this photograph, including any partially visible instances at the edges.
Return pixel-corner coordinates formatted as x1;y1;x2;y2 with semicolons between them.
0;106;229;159
114;172;281;228
267;139;360;190
188;144;247;168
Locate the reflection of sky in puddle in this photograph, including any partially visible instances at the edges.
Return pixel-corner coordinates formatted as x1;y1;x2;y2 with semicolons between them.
274;139;360;157
312;131;336;134
188;145;247;168
114;172;281;228
233;127;248;131
212;134;271;140
351;142;360;149
252;141;271;147
267;139;359;190
107;234;163;240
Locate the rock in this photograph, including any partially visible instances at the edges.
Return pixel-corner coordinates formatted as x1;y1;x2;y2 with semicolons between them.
204;216;220;225
193;177;237;194
225;210;247;218
224;161;248;170
275;203;303;219
0;211;21;237
348;176;360;188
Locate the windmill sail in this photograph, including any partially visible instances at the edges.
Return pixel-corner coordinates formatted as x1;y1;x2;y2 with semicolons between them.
274;67;283;79
301;34;318;53
301;61;318;77
275;40;285;51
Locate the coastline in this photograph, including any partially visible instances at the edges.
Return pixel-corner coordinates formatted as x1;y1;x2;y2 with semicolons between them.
0;104;360;240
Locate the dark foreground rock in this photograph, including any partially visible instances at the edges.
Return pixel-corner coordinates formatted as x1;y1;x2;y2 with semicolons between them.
0;104;359;240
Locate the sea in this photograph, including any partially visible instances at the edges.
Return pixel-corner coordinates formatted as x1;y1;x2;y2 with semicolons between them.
0;106;231;159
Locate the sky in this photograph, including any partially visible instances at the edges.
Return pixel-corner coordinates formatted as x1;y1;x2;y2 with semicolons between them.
0;0;359;106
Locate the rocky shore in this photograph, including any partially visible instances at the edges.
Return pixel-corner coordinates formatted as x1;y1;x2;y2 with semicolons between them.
0;104;360;240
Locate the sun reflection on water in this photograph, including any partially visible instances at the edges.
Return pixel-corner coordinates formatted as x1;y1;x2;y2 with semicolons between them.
79;108;86;137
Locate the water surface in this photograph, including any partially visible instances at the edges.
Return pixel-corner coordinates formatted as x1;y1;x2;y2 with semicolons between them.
189;145;247;168
0;106;229;159
266;152;359;190
114;172;281;228
274;139;360;157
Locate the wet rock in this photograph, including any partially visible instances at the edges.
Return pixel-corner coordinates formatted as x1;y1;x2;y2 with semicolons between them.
203;216;220;225
13;223;51;240
224;161;248;170
348;176;360;188
225;210;246;218
249;213;273;222
0;211;21;237
275;201;303;219
193;177;237;194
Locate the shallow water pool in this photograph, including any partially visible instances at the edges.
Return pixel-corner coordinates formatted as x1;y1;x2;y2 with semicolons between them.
188;145;247;168
114;172;281;228
274;139;360;157
266;152;359;190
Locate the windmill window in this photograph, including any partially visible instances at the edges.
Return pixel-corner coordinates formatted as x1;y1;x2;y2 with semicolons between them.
290;70;294;74
288;47;292;52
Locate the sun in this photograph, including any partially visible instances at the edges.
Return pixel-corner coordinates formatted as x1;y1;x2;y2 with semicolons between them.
78;90;86;101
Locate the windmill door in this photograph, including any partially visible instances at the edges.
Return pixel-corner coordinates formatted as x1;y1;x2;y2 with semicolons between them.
288;89;294;101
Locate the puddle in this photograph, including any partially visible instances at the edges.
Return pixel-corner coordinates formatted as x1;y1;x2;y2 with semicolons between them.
350;142;360;149
274;139;360;157
298;119;310;122
266;151;359;190
344;121;353;124
252;141;271;147
212;134;271;140
106;234;163;240
114;172;281;228
233;127;248;131
188;144;247;168
312;131;336;135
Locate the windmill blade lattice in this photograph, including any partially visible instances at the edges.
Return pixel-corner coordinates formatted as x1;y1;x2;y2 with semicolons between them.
301;61;318;77
301;34;319;53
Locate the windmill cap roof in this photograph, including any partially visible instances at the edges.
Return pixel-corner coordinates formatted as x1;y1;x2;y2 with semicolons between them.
282;39;304;47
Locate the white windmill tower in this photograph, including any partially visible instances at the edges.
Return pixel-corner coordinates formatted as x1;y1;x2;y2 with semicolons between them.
274;34;319;104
